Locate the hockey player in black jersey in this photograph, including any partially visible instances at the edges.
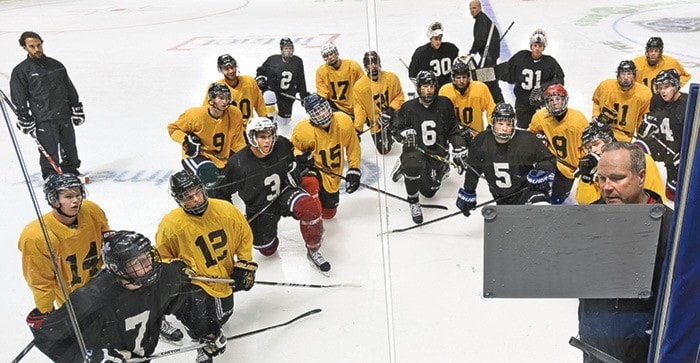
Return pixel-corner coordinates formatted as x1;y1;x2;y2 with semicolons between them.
211;117;330;274
408;22;460;88
33;230;226;363
637;69;688;201
257;38;309;125
392;71;467;224
455;102;556;215
494;29;565;129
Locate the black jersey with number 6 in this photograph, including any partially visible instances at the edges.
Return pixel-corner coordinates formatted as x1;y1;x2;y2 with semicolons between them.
392;96;465;156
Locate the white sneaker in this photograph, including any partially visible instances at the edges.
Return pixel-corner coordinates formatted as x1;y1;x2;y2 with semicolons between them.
307;249;331;276
410;203;423;224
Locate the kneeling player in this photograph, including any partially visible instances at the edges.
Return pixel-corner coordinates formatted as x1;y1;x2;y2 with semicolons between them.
212;117;331;275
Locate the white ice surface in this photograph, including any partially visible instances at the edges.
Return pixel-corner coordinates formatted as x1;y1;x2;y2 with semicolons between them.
0;0;697;362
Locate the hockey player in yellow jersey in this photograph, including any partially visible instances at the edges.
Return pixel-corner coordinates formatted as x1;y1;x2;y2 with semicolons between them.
204;54;268;127
438;56;494;133
574;122;665;205
156;170;254;360
18;173;110;333
291;93;362;220
315;42;364;118
591;60;652;142
352;50;405;154
528;84;587;204
633;37;692;92
169;83;246;189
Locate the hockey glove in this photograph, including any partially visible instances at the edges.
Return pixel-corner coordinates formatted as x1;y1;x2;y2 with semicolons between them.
16;108;36;135
458;127;475;148
70;102;85;126
26;307;51;333
529;86;544;107
286;161;303;188
527;169;550;192
378;107;394;128
84;348;131;363
201;329;227;358
345;168;361;194
231;260;258;292
400;129;418;149
295;150;315;175
597;106;618;125
574;153;600;184
451;147;470;175
183;133;202;158
456;188;477;217
638;113;660;138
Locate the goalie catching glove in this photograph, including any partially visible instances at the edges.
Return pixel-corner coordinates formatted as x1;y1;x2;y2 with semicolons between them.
231;260;258;292
574;153;600;184
528;86;544;107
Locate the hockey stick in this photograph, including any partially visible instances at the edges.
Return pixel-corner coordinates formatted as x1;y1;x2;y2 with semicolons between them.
246;185;291;223
190;275;361;288
11;340;35;363
479;22;496;68
648;133;679;158
0;88;63;174
398;58;410;70
568;336;622;363
127;309;322;362
379;187;528;235
279;91;302;101
499;21;515;41
415;146;486;180
318;168;448;210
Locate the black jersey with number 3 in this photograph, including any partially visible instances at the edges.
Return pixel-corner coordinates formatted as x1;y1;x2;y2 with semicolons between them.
34;262;190;362
463;130;556;198
214;136;296;213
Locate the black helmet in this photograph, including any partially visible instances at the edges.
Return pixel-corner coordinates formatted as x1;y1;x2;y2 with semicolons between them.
102;230;161;287
43;173;85;206
169;170;208;215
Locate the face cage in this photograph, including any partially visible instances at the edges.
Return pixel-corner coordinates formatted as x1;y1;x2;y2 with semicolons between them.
110;249;162;287
309;102;333;128
545;94;568;116
492;119;515;141
583;135;612;154
281;47;294;59
249;127;278;155
175;184;209;215
655;80;680;93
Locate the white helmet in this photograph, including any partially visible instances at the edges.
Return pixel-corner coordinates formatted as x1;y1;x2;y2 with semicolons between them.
246;117;278;155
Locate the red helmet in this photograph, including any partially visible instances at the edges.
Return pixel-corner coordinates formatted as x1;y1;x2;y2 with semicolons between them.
544;84;568;116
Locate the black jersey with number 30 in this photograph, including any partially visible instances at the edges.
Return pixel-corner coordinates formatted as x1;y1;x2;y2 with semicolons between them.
463;130;556;198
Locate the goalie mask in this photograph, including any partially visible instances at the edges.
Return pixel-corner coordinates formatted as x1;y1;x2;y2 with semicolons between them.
246;117;278;155
645;37;664;66
169;170;209;215
426;21;444;38
530;29;548;48
280;37;294;59
304;93;333;128
43;173;85;207
102;230;161;288
544;84;568;117
491;102;516;142
415;70;438;104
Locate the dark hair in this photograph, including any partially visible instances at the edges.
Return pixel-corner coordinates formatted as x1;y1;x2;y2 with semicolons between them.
19;31;43;47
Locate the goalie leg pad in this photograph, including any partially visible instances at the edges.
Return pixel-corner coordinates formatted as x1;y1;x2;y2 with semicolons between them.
294;195;323;250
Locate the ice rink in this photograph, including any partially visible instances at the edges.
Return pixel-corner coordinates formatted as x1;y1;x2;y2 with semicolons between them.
0;0;697;361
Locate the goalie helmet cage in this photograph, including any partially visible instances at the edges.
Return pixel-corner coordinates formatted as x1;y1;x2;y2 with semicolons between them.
650;83;700;362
